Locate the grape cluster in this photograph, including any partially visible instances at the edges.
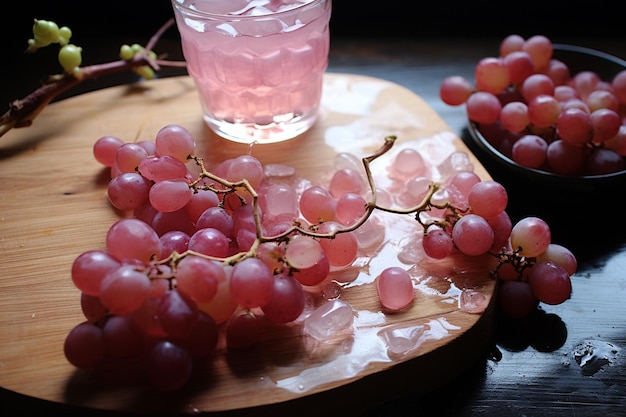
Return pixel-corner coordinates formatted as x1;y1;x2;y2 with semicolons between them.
440;34;626;176
64;124;576;392
27;19;83;75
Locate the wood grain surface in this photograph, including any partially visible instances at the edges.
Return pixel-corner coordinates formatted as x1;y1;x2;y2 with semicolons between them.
0;74;497;415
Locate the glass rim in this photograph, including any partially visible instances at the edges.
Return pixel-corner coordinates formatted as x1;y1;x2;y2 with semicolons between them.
172;0;329;20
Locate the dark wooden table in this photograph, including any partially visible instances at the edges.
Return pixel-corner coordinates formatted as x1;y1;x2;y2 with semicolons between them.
2;7;626;416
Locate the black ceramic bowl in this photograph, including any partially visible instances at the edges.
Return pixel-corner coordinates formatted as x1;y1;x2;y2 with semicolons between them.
466;44;626;195
464;44;626;251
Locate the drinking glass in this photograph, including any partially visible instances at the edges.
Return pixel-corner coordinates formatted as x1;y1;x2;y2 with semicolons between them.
171;0;332;144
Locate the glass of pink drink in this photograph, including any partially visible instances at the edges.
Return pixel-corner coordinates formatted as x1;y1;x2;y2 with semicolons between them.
171;0;332;144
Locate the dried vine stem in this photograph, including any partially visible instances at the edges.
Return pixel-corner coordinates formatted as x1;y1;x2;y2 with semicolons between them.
157;136;448;271
0;18;187;138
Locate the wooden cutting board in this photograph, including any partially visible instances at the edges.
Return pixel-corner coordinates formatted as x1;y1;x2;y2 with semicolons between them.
0;74;497;416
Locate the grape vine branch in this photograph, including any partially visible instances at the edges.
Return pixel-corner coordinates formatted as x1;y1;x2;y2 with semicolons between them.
0;18;186;139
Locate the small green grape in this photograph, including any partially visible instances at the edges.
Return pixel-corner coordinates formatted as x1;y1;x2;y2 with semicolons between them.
58;44;82;73
32;20;60;44
120;44;134;61
135;65;155;80
58;26;72;46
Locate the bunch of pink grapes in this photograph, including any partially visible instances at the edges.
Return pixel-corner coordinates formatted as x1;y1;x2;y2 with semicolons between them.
420;173;577;319
439;34;626;176
64;124;577;392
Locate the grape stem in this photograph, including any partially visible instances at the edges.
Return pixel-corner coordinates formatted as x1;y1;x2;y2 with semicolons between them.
0;19;187;139
157;136;463;272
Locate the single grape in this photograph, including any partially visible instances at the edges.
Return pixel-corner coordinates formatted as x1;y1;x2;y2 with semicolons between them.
439;75;473;106
93;136;124;167
423;228;454;259
230;258;274;309
522;35;553;70
285;234;323;269
71;250;121;296
511;134;548;169
466;91;502;125
64;321;105;369
500;101;529;133
188;227;230;258
452;214;495;256
527;260;572;305
376;267;414;311
475;57;511;94
546;140;586;175
498;280;538;319
176;256;223;304
154;124;196;163
99;265;152;315
261;273;306;324
106;218;161;263
226;312;266;349
145;340;193;392
149;179;192;213
107;172;151;211
102;315;143;358
328;167;366;198
467;180;508;219
510;216;551;257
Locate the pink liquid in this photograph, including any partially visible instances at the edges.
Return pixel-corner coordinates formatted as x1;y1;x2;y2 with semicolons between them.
173;0;332;143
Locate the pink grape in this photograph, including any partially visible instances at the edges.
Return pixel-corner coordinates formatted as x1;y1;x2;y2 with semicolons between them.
510;216;551;257
299;186;336;223
114;143;148;173
102;315;143;358
500;101;529;133
292;252;331;286
452;214;495;256
439;75;473;106
556;107;594;146
336;192;367;226
159;230;190;259
546;140;586;175
71;250;121;296
261;273;306;324
230;257;274;308
522;35;553;70
328;167;366;198
586;89;619;112
285;234;323;269
467;180;508;219
503;50;535;84
587;147;625;175
157;289;199;339
226;154;264;189
422;228;454;259
185;189;220;224
447;170;481;197
611;69;626;104
527;94;561;128
145;340;193;392
376;267;414;311
317;222;358;267
226;312;266;349
138;155;188;182
388;148;427;180
590;108;622;143
106;218;161;263
93;135;124;167
486;210;512;252
107;172;151;211
499;34;525;56
511;134;548;169
196;206;234;236
528;261;572;305
537;243;578;276
99;265;152;315
171;310;219;358
64;321;105;368
176;256;223;303
475;56;510;94
149;179;192;213
188;228;230;258
80;293;107;323
154;124;196;163
520;73;554;102
466;91;502;125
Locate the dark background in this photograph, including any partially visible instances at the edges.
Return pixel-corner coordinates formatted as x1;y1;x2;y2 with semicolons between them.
3;0;625;107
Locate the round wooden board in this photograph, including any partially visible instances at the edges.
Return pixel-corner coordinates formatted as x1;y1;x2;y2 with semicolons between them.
0;74;497;415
